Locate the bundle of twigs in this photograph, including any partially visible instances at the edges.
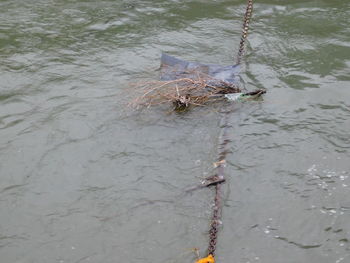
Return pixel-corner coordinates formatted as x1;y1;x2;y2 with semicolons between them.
129;71;241;111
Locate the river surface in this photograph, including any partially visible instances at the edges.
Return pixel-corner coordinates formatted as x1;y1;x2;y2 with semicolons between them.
1;1;349;262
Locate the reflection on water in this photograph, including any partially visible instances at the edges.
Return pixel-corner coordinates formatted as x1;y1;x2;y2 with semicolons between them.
0;0;349;262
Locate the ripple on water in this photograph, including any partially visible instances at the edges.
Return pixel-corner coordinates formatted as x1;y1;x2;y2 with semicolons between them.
0;0;350;263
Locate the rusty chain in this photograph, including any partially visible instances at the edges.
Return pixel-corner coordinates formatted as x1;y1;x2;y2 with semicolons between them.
207;183;222;256
207;107;231;257
206;0;254;259
236;0;254;64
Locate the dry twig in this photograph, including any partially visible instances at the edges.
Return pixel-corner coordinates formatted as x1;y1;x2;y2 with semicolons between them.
129;71;241;111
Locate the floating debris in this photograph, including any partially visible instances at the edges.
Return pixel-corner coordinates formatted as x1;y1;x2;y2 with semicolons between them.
130;72;265;111
196;254;215;263
130;72;242;110
225;89;266;102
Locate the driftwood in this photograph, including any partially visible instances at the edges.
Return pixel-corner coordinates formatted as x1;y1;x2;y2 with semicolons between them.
184;175;226;194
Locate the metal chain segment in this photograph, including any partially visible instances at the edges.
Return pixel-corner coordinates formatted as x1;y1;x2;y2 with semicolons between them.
206;0;254;259
207;107;232;257
207;183;222;256
236;0;253;64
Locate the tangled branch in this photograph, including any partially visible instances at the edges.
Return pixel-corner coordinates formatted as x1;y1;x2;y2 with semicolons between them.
129;71;241;111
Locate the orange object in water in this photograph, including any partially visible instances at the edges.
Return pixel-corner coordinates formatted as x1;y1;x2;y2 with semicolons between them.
196;254;215;263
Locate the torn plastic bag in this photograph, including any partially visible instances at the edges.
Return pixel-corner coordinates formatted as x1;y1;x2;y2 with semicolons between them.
160;53;240;85
159;53;265;103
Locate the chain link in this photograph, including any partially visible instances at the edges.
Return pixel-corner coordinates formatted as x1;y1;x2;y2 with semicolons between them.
236;0;254;64
207;183;221;256
206;1;254;257
199;0;255;258
207;116;228;256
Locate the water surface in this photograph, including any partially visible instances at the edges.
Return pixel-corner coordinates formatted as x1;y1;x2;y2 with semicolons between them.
0;0;349;262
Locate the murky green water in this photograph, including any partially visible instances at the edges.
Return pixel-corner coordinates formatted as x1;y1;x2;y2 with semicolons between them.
1;0;350;262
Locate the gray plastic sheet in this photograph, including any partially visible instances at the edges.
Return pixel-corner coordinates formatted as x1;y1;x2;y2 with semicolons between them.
160;53;240;85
